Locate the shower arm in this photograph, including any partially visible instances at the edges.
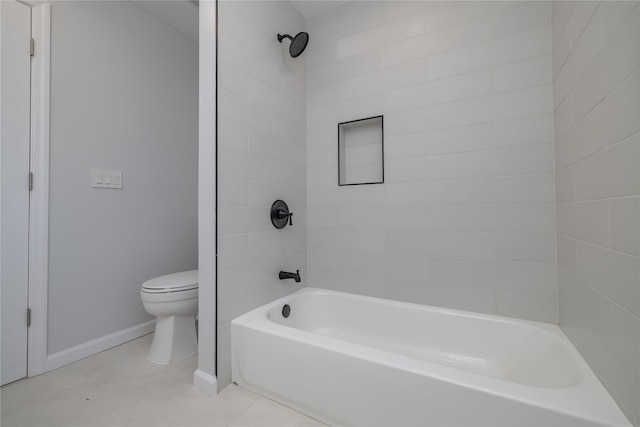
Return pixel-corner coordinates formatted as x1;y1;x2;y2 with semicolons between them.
277;34;293;43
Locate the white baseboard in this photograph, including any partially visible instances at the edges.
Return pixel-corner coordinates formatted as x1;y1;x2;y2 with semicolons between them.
46;320;156;372
193;369;218;396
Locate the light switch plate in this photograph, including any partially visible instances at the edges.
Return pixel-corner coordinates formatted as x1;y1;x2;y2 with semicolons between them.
92;169;122;189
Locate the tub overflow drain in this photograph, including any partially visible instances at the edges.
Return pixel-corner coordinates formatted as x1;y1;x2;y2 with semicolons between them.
282;304;291;318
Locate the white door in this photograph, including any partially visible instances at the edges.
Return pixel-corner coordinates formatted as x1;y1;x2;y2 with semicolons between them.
1;0;32;386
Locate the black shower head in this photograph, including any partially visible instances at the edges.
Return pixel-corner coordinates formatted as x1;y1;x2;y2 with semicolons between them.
277;32;309;58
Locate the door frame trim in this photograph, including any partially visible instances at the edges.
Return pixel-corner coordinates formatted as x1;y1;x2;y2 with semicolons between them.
25;0;50;377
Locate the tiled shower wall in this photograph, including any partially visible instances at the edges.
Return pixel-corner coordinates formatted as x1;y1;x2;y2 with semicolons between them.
552;2;640;424
306;2;558;322
216;1;306;388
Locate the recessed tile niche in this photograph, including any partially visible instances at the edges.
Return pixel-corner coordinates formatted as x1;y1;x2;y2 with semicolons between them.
338;116;384;186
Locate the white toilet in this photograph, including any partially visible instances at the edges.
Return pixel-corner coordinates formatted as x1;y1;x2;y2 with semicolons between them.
140;270;198;364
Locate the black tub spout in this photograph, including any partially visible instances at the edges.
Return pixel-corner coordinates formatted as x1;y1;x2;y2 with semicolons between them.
279;270;301;282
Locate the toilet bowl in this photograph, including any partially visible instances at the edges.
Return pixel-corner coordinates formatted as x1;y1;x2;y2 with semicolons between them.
140;270;198;364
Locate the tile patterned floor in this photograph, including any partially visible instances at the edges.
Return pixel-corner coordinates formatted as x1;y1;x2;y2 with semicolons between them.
0;334;325;426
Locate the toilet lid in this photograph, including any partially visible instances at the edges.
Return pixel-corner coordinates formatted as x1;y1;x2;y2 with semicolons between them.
141;270;198;293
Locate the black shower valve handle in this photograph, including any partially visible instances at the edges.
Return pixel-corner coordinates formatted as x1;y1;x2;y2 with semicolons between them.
276;209;293;226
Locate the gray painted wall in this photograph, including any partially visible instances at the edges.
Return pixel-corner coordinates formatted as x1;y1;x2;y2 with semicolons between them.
48;1;198;355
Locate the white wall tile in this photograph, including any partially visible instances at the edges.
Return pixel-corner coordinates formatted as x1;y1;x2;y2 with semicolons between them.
553;95;573;140
425;95;494;130
309;228;386;251
552;20;571;78
493;55;552;93
576;242;639;316
248;231;283;259
494;261;558;293
491;85;553;121
491;1;550;40
493;144;554;177
494;114;554;147
219;59;248;98
386;70;493;112
495;175;555;204
496;289;557;322
218;2;248;44
386;278;497;315
568;9;604;91
488;26;552;67
422;15;494;59
570;2;600;48
337;60;425;102
308;185;387;207
218;234;248;266
386;123;493;159
219;148;282;184
427;231;494;259
610;197;640;256
429;205;495;231
220;118;249;152
493;204;556;233
218;206;270;235
573;9;639;121
247;181;289;207
307;206;338;228
306;1;557;327
606;72;639;146
574;135;639;200
336;14;425;60
427;149;494;180
386;157;429;182
552;1;574;44
249;130;305;165
218;177;248;206
429;256;495;286
555;167;575;203
308;247;338;270
337;249;387;276
557;236;577;273
307;267;387;298
384;182;430;206
556;101;607;169
600;2;639;44
385;229;429;255
493;232;557;264
385;252;429;280
218;289;248;324
426;42;492;81
557;200;610;246
218;0;306;389
425;178;495;205
611;303;640;375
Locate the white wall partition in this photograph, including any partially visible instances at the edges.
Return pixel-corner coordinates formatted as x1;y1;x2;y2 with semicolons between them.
306;2;557;322
196;0;218;396
552;2;639;424
216;0;307;388
47;1;198;364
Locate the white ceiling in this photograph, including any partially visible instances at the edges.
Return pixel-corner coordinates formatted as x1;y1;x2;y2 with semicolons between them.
131;0;347;43
132;0;199;43
290;0;347;19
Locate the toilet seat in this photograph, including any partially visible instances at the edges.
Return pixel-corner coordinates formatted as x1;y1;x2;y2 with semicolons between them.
141;284;198;294
141;270;198;294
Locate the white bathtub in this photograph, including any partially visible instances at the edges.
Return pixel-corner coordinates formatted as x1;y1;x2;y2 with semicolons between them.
231;288;630;426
